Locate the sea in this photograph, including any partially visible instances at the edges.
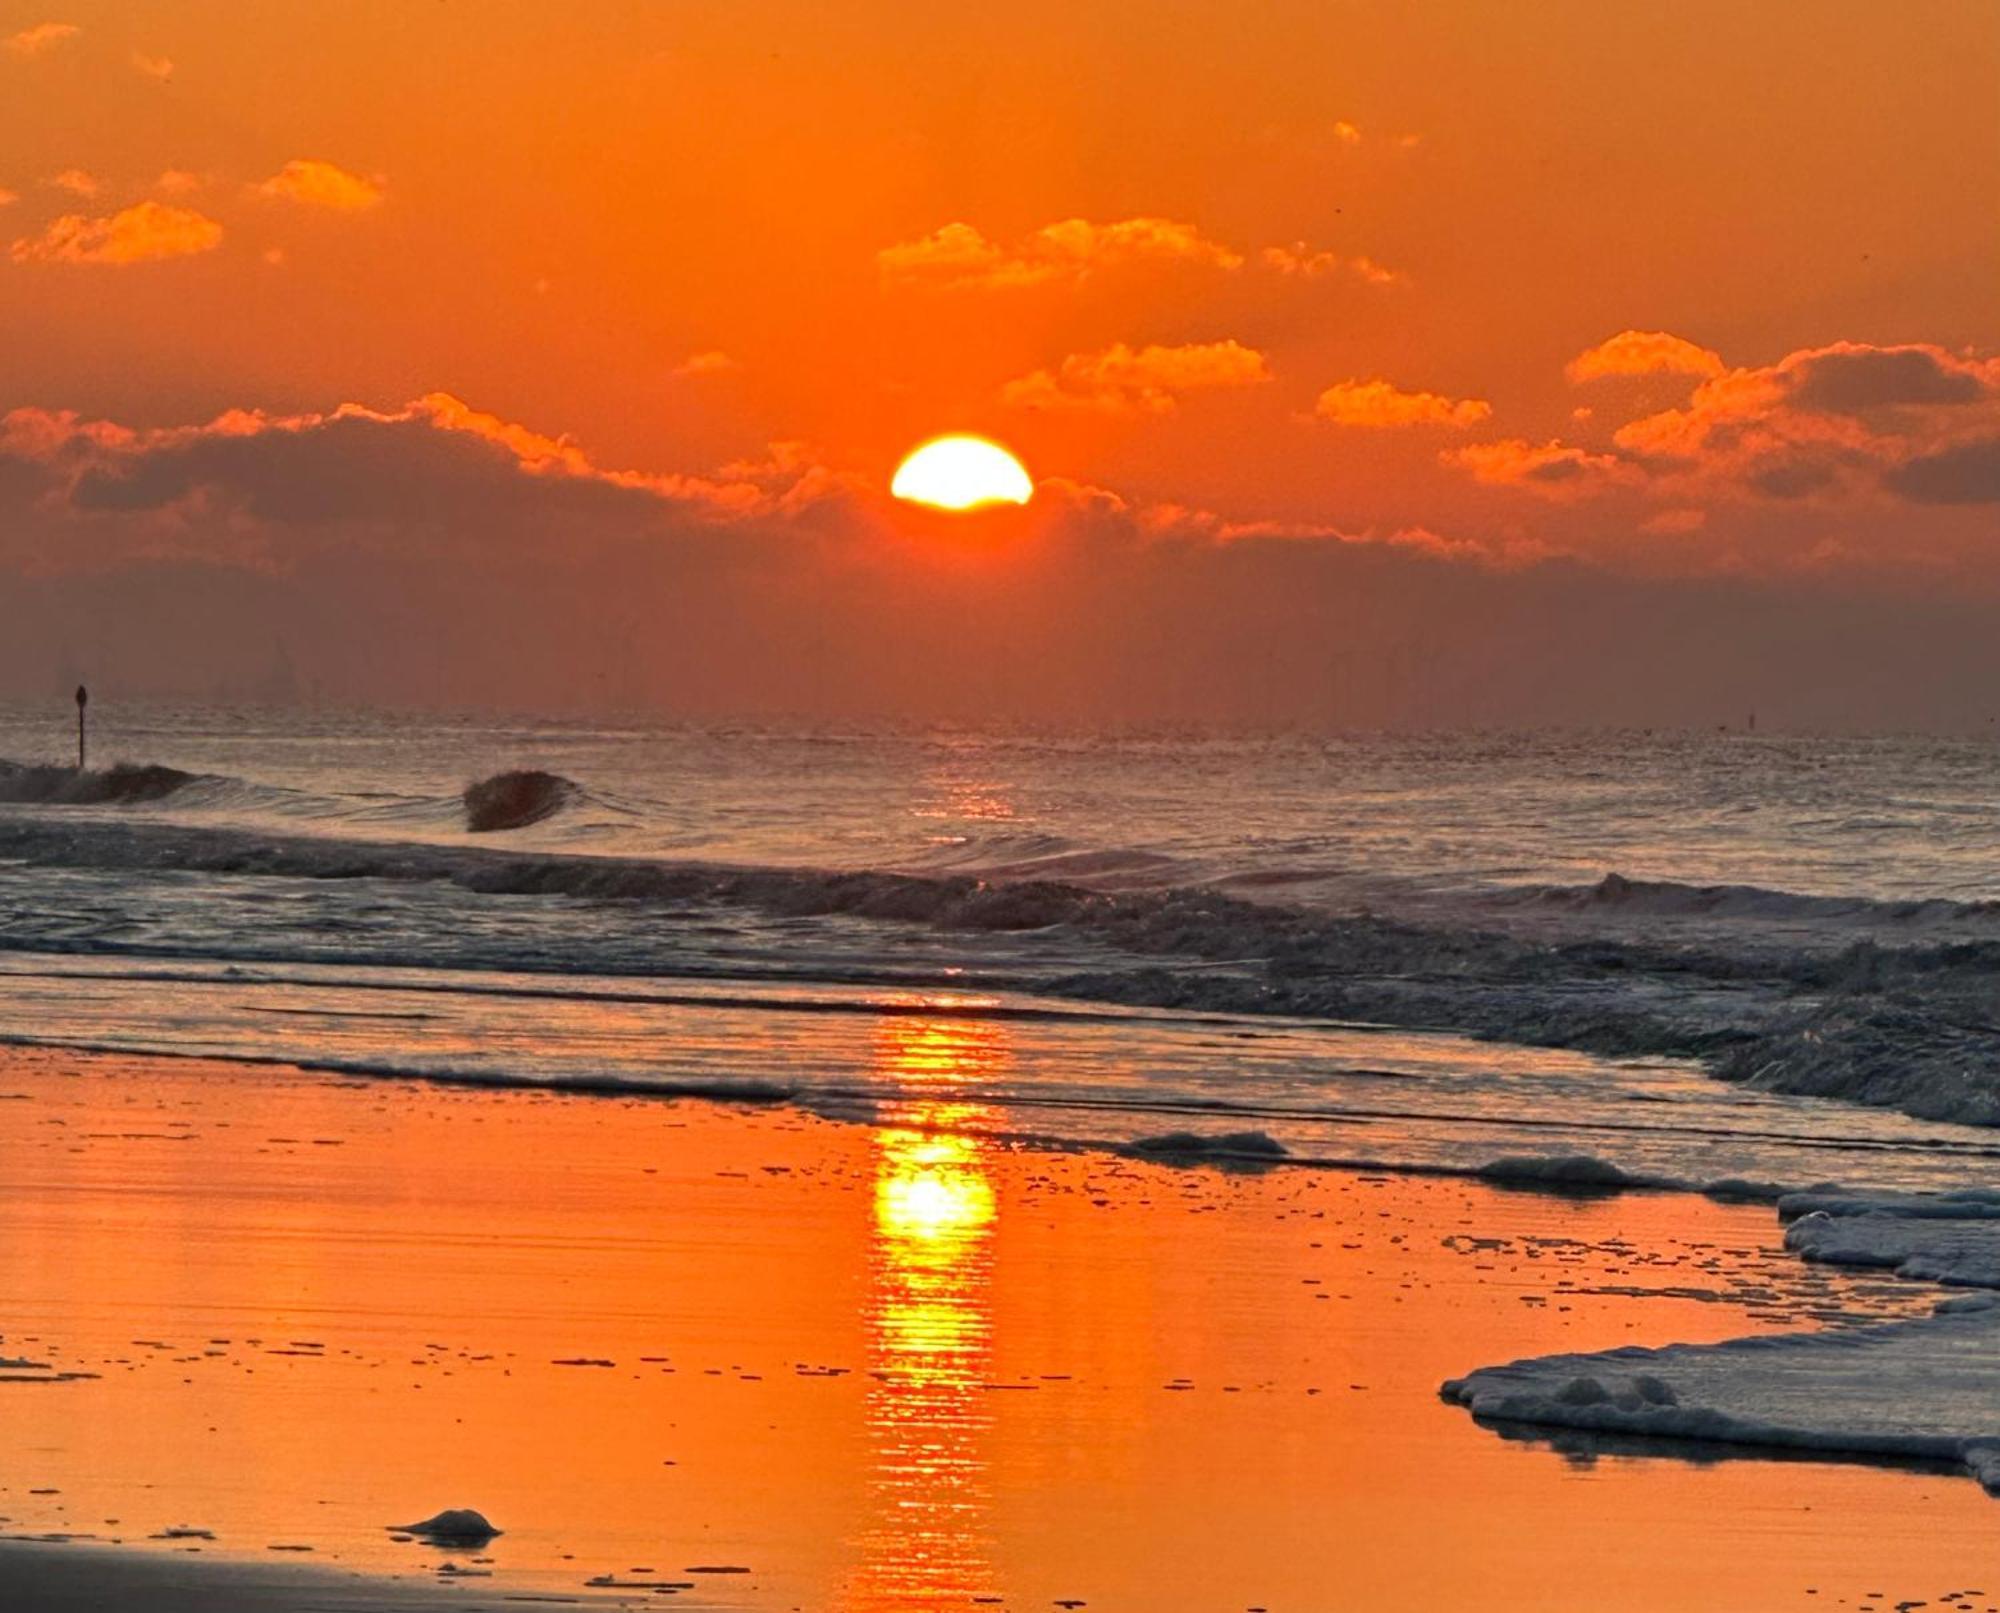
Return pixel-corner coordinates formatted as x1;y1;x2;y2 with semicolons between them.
5;702;2000;1196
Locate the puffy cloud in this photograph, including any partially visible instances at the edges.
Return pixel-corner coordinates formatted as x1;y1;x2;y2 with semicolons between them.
1332;120;1363;145
155;169;203;195
878;216;1243;289
1314;379;1490;429
1566;330;1725;383
5;21;78;57
1259;243;1405;285
10;201;223;265
1610;341;2000;502
1000;340;1271;414
0;188;17;208
254;158;385;211
130;52;173;81
1343;255;1402;287
1446;437;1632;494
1786;344;1986;412
49;168;98;197
1444;341;2000;511
674;350;738;378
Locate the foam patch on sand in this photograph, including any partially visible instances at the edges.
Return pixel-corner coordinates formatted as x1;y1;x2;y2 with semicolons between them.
1786;1212;2000;1289
1443;1296;2000;1492
1777;1188;2000;1291
1778;1186;2000;1221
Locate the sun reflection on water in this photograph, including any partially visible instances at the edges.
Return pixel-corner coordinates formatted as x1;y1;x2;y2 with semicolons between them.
843;1018;1005;1610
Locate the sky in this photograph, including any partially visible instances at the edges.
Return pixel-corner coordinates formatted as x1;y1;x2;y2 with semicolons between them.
2;0;1997;727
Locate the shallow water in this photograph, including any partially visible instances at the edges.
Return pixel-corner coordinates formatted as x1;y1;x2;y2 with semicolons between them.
3;954;1998;1194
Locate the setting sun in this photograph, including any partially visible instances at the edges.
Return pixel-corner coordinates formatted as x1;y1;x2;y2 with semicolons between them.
891;436;1034;511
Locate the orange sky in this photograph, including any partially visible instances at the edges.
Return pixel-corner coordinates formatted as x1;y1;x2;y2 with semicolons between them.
2;1;1998;725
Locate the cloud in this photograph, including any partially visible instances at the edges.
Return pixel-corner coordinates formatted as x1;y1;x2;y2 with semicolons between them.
1333;120;1362;145
10;201;223;265
254;159;385;211
1786;344;1986;412
155;169;203;195
674;350;738;378
1884;438;2000;505
1314;379;1490;429
1609;341;2000;502
1446;437;1632;494
1443;340;2000;513
0;394;847;541
1000;340;1271;414
5;21;78;57
0;188;17;208
10;391;2000;728
49;168;98;198
878;216;1242;289
1259;243;1405;285
1566;330;1725;384
131;51;173;81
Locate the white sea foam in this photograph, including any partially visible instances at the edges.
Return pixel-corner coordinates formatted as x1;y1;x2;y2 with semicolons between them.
1443;1297;2000;1493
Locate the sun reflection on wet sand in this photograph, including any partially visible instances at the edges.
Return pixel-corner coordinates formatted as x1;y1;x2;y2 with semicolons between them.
843;1019;1006;1609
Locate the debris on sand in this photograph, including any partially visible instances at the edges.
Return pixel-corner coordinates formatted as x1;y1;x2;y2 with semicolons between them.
390;1508;502;1544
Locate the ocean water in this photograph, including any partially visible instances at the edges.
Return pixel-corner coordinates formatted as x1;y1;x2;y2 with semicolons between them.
5;701;2000;1189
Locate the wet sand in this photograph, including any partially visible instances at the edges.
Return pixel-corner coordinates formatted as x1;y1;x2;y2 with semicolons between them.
0;1039;1994;1611
0;1538;475;1611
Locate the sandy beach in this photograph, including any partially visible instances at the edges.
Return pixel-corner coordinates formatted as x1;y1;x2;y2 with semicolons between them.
0;1040;1993;1611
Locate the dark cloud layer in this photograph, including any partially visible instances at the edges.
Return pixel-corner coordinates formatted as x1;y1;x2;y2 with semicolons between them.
6;390;2000;731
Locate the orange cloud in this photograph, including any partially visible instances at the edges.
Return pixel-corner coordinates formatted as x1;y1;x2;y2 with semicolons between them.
1612;342;2000;498
10;201;223;265
1447;437;1632;494
878;216;1242;289
131;51;174;81
1567;330;1726;383
674;350;738;378
1314;379;1490;428
1260;243;1405;285
155;169;203;195
0;394;859;552
5;21;78;57
255;158;386;211
1001;340;1271;414
1447;341;2000;510
0;188;17;208
49;168;99;198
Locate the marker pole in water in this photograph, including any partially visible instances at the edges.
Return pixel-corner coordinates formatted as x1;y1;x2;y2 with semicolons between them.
75;684;87;772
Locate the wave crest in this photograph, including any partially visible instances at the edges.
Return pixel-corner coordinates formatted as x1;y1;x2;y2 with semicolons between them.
0;759;205;805
463;770;579;833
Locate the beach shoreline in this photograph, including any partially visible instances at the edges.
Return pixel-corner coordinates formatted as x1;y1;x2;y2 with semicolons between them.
1;1041;1995;1609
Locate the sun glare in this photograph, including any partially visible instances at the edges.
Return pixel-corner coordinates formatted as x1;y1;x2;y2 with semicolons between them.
891;435;1034;511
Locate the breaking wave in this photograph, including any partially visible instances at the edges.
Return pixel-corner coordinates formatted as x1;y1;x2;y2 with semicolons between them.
463;769;580;833
0;758;208;805
8;769;2000;1132
1505;870;2000;930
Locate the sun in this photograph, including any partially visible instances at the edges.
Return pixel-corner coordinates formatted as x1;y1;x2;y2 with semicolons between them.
891;435;1034;511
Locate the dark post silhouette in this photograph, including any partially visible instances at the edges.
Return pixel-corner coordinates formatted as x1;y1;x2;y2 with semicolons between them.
75;684;88;772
